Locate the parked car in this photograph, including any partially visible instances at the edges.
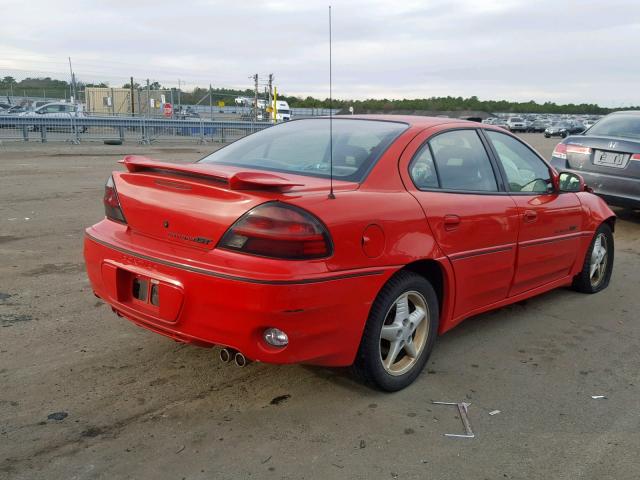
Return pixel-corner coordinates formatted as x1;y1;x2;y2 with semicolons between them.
0;105;28;128
85;116;615;391
0;105;27;115
544;121;584;138
507;117;527;132
31;100;50;110
20;102;86;132
550;110;640;209
493;118;509;129
528;119;549;133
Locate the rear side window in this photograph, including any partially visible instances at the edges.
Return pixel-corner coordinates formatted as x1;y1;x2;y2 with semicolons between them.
429;130;498;192
485;131;551;193
409;144;438;189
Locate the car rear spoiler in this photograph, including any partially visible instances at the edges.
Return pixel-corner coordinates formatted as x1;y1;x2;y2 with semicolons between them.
120;155;304;191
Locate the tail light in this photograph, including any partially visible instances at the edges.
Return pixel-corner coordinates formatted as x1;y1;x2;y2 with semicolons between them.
631;154;640;161
104;176;127;224
218;202;332;260
566;145;592;155
552;143;568;159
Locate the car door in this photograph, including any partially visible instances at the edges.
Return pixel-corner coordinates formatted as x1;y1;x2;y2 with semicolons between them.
401;127;520;320
482;129;583;296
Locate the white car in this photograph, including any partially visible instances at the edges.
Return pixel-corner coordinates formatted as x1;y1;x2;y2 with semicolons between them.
21;102;85;118
20;102;86;132
506;117;527;132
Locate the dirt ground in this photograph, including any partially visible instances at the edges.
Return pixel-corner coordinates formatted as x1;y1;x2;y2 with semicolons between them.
1;134;639;479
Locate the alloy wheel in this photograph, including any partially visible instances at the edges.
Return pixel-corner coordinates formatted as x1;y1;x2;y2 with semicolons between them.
379;291;429;376
589;233;608;288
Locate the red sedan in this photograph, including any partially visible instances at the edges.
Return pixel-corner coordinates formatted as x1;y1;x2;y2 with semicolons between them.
84;116;615;391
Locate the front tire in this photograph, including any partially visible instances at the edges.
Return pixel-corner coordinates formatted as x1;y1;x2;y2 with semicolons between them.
572;223;614;293
352;271;439;391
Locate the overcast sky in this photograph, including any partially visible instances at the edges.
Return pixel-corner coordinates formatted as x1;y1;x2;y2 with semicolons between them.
2;0;640;106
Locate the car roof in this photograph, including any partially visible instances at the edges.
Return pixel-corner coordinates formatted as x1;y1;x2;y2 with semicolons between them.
610;110;640;115
335;114;475;128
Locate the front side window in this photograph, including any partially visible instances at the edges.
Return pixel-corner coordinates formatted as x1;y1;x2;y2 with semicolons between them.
200;119;408;182
486;130;551;193
428;130;498;192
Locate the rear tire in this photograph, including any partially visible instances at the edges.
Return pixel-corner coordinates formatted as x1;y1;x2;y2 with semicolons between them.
352;271;439;392
572;223;614;293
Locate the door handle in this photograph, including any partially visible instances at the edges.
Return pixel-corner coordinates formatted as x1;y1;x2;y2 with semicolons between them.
444;214;461;230
523;210;538;223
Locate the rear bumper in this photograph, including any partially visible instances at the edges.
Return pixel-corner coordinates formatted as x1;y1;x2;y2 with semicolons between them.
84;229;395;367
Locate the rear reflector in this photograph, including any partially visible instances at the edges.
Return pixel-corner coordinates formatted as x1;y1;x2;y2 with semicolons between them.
218;202;332;260
631;154;640;161
104;176;127;224
552;143;567;159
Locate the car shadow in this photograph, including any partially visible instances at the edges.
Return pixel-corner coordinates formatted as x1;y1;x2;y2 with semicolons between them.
612;206;640;225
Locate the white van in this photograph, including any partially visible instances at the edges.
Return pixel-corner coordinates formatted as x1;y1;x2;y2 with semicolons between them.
272;100;291;121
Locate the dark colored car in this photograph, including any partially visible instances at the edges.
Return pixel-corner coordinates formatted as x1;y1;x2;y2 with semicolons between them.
528;119;549;133
545;121;584;138
549;111;640;209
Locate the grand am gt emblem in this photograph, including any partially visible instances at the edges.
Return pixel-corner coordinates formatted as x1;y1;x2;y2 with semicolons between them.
164;220;213;246
167;231;213;245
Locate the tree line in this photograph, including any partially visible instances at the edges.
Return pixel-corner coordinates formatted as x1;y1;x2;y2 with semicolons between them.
1;76;636;115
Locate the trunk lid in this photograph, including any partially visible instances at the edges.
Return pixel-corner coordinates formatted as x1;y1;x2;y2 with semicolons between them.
113;155;357;250
564;135;640;179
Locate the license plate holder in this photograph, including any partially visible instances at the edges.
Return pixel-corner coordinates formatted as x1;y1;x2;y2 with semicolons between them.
593;150;629;169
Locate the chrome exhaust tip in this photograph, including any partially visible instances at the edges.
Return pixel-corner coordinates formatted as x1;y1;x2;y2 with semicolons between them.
234;352;249;367
219;348;234;363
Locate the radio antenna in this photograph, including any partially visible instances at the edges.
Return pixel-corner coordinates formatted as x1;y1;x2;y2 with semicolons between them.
328;5;335;199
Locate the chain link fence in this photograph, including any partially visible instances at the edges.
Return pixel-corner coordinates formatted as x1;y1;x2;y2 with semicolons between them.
0;115;272;144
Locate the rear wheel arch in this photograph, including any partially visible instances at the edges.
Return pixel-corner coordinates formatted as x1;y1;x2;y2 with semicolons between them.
604;215;616;233
402;259;445;314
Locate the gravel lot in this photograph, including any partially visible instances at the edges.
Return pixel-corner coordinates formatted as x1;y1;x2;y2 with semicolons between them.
1;134;639;479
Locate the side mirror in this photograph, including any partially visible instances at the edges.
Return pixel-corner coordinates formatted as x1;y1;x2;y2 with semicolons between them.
559;171;587;192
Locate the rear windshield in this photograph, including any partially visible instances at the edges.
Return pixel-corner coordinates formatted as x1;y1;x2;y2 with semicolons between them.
200;118;408;181
587;114;640;140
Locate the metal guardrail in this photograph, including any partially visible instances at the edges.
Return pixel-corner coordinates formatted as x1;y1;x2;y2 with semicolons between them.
0;115;272;144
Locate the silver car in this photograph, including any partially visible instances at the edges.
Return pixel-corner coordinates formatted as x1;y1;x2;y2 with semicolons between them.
19;102;86;132
549;111;640;209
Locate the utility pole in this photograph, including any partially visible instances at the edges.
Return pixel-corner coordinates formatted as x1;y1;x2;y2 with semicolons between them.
209;83;213;120
130;76;135;116
146;78;151;118
68;57;78;104
268;73;274;122
177;78;181;112
253;73;258;121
